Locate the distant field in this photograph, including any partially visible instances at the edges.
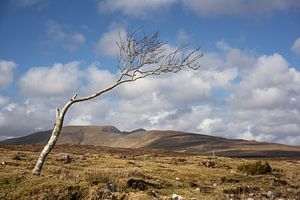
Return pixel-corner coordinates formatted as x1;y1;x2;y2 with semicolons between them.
0;144;299;199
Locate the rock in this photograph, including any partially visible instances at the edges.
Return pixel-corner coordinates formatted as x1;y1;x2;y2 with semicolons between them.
127;178;156;191
266;191;276;198
175;177;180;180
12;154;22;161
1;161;6;165
190;181;198;187
150;189;159;198
172;194;185;200
105;183;117;192
61;155;71;163
202;160;216;168
246;198;254;200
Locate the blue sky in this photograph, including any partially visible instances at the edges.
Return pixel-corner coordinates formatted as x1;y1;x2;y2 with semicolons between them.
0;0;300;145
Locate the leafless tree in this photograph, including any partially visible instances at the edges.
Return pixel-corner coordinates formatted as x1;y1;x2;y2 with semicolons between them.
32;31;202;175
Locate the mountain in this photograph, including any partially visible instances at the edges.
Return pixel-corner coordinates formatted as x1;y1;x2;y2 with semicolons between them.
1;125;300;158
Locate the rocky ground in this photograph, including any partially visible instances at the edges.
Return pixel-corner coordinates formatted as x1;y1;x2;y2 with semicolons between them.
0;144;299;199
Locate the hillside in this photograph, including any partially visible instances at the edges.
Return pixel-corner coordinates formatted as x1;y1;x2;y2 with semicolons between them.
1;125;300;158
1;144;300;199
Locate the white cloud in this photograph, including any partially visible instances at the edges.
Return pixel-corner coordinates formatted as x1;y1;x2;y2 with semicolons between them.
2;41;300;146
0;59;16;90
96;0;300;18
98;0;177;17
95;24;127;57
0;98;56;137
19;61;82;97
197;118;223;134
45;20;86;51
292;37;300;55
0;95;9;107
182;0;300;18
228;53;300;142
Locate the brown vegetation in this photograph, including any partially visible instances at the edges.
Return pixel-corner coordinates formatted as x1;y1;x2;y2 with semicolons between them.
0;144;300;199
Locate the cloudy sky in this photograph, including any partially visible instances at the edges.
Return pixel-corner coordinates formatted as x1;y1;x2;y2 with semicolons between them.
0;0;300;145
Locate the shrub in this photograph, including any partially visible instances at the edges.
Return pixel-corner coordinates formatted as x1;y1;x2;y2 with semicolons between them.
237;161;272;175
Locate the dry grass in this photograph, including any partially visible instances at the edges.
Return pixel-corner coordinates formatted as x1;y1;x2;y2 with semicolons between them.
0;144;299;199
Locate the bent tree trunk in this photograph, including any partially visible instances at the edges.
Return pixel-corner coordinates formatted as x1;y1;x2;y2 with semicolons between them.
32;81;127;175
32;99;74;175
32;31;202;175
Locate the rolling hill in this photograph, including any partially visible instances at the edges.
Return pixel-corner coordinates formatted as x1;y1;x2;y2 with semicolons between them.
1;125;300;158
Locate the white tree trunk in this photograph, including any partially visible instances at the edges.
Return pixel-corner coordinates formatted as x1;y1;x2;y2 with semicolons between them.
32;31;202;175
32;100;73;175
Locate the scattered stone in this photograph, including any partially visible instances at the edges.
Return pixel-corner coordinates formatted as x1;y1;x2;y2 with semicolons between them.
172;194;185;200
105;183;117;192
12;154;22;161
127;178;155;191
190;181;199;187
58;154;72;164
150;189;159;198
266;191;276;199
202;159;216;168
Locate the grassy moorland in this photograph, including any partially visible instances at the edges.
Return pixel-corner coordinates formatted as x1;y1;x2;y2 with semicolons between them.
0;144;299;200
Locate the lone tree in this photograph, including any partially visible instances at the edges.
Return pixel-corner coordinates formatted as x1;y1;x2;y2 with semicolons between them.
32;31;202;175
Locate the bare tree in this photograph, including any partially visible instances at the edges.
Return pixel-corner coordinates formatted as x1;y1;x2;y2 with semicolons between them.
32;31;202;175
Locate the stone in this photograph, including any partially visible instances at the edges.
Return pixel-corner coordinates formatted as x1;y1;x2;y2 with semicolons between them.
172;194;185;200
266;191;276;198
60;154;71;163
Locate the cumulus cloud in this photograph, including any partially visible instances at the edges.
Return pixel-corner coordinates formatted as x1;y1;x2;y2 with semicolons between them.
45;20;86;51
228;53;300;142
292;37;300;55
0;59;16;90
98;0;177;17
96;0;300;18
19;61;82;97
95;24;127;57
0;95;9;107
2;41;300;146
182;0;300;18
0;98;56;138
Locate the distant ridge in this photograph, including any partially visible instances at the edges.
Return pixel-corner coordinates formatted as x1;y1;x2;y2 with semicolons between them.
1;125;300;158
